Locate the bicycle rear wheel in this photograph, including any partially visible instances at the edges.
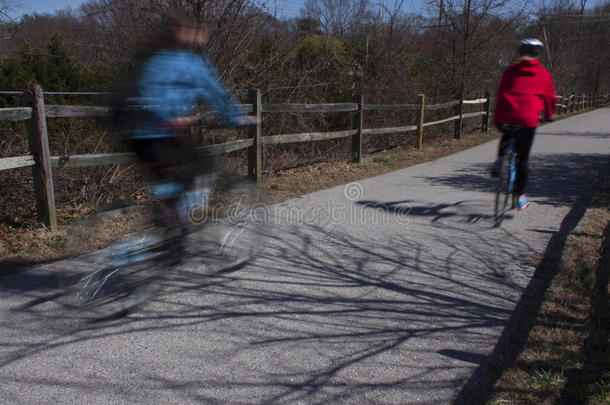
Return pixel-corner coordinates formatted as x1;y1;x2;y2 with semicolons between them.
494;151;514;227
73;234;168;320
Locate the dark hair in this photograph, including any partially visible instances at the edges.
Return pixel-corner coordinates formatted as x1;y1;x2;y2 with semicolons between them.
518;44;541;58
134;8;204;53
162;8;201;30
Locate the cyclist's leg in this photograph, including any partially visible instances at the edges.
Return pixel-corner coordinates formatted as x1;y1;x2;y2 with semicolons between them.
514;126;536;196
131;137;179;224
494;123;512;159
172;136;215;192
491;123;513;177
132;137;202;269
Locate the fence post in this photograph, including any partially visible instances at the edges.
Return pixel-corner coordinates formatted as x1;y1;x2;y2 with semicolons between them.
247;89;262;184
352;94;363;163
573;94;576;111
417;94;425;150
454;91;464;139
23;82;57;232
482;89;491;134
572;93;578;112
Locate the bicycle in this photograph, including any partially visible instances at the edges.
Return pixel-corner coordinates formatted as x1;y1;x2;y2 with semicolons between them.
493;125;519;227
72;165;269;321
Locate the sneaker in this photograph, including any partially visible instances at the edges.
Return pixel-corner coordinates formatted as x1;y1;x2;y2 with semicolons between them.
517;194;530;210
490;160;501;178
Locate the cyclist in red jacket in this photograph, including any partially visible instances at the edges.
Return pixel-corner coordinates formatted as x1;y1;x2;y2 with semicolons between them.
491;38;557;210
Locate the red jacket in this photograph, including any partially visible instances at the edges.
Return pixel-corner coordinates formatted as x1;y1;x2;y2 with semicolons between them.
494;59;557;127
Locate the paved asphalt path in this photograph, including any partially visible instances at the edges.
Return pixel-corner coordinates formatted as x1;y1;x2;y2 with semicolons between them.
1;107;609;404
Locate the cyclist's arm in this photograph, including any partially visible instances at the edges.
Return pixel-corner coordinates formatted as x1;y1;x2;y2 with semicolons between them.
494;66;514;125
162;114;257;130
497;64;519;95
543;72;557;121
191;55;246;127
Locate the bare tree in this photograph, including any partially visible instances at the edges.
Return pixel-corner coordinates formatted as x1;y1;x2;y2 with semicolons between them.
428;0;531;94
302;0;371;36
533;0;610;93
0;0;20;21
76;0;269;83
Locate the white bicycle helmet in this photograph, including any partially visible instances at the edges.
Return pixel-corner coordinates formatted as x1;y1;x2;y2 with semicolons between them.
520;38;544;47
518;38;544;56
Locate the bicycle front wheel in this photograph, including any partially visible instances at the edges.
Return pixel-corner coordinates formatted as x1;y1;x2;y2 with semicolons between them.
182;169;271;275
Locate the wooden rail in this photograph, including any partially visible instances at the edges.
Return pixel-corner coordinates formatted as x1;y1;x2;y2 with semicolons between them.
262;103;358;113
1;84;608;230
262;129;357;144
0;107;32;121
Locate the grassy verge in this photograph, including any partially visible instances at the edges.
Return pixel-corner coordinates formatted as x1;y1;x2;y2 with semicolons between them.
0;206;149;276
488;181;610;405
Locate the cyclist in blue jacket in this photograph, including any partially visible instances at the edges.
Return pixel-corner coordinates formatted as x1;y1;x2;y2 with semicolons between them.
120;9;256;225
134;19;254;141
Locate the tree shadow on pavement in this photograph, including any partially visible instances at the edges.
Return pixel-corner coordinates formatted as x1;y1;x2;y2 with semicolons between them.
0;217;539;404
352;153;607;232
356;199;495;226
348;152;609;403
536;128;610;139
423;153;609;209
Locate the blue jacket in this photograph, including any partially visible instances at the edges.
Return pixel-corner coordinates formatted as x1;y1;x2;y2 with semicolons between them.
132;49;243;139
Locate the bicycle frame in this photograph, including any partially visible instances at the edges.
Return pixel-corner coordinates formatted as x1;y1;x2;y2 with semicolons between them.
507;139;517;199
494;128;519;227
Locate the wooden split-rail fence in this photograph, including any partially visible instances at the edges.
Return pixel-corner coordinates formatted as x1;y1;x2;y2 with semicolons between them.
0;83;607;231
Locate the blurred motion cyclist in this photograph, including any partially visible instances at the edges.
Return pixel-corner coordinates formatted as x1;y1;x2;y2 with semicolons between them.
115;9;256;227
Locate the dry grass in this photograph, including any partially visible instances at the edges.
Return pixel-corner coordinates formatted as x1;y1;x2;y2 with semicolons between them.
489;183;610;405
0;206;149;276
